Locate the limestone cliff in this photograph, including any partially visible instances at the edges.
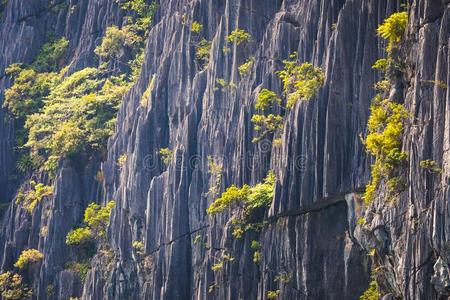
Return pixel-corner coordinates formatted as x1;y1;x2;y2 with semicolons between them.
0;0;448;299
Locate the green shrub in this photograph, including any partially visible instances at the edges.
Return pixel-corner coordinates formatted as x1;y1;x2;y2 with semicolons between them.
278;54;324;108
66;227;92;245
207;156;222;197
252;251;262;263
420;159;441;173
207;171;275;220
226;29;251;45
195;38;212;68
255;89;280;111
250;240;261;249
18;181;53;212
267;290;280;299
372;58;388;72
251;114;283;143
14;249;44;269
25;69;127;166
363;97;408;203
3;65;58;118
359;278;380;300
238;57;254;76
32;37;69;72
215;78;236;91
159;148;173;166
191;21;203;34
377;12;408;53
65;261;91;282
0;272;32;299
66;201;115;246
94;25;142;61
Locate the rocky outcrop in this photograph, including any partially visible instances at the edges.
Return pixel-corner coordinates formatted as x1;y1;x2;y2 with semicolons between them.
0;0;448;299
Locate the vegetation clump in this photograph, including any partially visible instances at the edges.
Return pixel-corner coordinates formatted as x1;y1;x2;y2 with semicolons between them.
238;57;254;76
278;53;324;108
94;25;142;61
24;69;129;172
207;156;223;197
195;38;212;68
191;21;203;34
267;290;281;299
17;181;53;212
14;249;44;269
363;12;410;204
159;148;173;166
0;272;32;299
207;171;275;238
377;12;408;54
66;201;115;246
363;97;408;203
250;53;324;143
225;29;251;45
420;159;441;173
359;278;380;300
32;37;69;72
65;261;91;282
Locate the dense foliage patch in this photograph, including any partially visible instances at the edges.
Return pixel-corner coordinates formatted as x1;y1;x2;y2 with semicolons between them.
251;53;324;143
14;249;44;269
66;201;115;246
207;171;275;238
16;181;53;212
0;272;32;299
377;12;408;54
363;11;409;204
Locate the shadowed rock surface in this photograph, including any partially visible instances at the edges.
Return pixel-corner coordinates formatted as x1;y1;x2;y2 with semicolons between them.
0;0;449;299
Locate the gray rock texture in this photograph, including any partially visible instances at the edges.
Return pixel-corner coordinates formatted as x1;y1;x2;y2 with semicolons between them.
0;0;448;299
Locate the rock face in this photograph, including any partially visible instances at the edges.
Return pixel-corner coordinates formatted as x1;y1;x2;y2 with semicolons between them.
0;0;448;299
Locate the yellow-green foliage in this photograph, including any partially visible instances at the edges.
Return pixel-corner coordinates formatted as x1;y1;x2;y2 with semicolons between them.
215;78;236;91
191;21;203;34
65;261;91;282
141;74;156;107
255;89;281;111
3;64;58;118
207;156;222;196
25;69;128;167
252;251;262;263
32;37;69;72
372;58;388;72
66;201;115;245
195;38;212;67
207;171;275;215
66;227;92;245
251;240;261;249
95;25;143;60
132;240;145;253
159;148;173;166
117;154;128;167
363;97;408;203
0;272;32;299
420;159;441;173
274;271;293;284
251;89;283;142
18;181;53;212
278;54;324;108
238;57;254;76
359;279;380;300
120;0;158;31
14;249;44;269
377;12;408;53
226;29;251;45
251;114;283;143
267;290;280;299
